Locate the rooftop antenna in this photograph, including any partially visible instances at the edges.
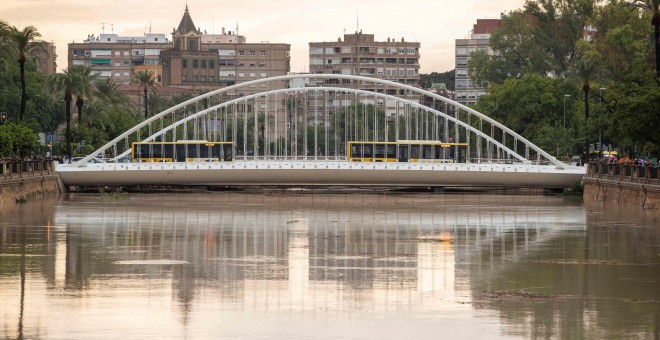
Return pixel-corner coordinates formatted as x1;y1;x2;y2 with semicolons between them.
356;9;359;33
236;22;239;35
101;22;107;33
111;24;114;34
149;20;152;34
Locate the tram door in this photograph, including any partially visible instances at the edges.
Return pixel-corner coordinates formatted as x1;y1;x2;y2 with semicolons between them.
398;145;409;162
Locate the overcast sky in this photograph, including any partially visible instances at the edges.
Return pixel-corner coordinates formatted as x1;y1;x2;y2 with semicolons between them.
3;0;526;73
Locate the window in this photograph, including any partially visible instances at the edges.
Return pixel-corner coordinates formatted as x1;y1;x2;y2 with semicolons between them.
114;72;121;77
193;60;198;68
189;40;197;50
249;63;256;67
124;61;129;65
249;51;256;56
114;51;120;56
201;76;206;82
239;73;245;77
209;76;214;82
249;72;255;77
123;51;129;56
114;61;120;66
182;60;187;68
239;51;245;56
123;71;129;76
209;60;215;68
260;72;267;77
260;51;266;56
201;60;207;68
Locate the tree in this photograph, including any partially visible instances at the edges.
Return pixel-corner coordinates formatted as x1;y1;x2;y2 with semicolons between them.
630;0;660;79
591;1;654;82
609;80;660;156
94;78;129;106
568;55;607;160
524;0;595;75
0;122;39;157
6;25;47;121
475;74;578;155
46;67;80;159
420;70;455;90
469;10;551;85
68;65;97;124
132;70;155;119
147;91;172;116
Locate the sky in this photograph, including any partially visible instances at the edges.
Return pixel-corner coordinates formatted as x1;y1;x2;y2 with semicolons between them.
3;0;526;74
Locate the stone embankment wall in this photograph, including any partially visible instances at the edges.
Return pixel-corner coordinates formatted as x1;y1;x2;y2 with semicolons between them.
0;160;60;205
584;163;660;211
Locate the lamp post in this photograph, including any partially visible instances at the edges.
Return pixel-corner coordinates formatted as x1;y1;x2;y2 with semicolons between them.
563;94;571;129
598;88;606;158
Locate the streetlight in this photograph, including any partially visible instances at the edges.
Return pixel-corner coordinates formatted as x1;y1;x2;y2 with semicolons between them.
563;94;571;129
598;88;606;158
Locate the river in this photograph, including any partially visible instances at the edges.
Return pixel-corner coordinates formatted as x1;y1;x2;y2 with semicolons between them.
1;191;658;339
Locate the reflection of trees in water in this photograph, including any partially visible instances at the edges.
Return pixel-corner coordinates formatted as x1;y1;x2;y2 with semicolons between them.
467;207;660;339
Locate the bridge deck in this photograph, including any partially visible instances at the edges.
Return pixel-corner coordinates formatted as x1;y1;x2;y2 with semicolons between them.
56;161;585;188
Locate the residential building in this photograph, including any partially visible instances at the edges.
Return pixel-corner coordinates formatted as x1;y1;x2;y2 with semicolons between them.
308;32;421;120
161;5;291;95
454;19;501;106
68;33;171;85
33;42;57;75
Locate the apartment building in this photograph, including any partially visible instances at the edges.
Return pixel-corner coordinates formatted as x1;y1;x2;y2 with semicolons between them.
161;5;290;95
69;33;170;85
68;5;291;94
32;42;57;75
308;32;421;119
454;19;501;106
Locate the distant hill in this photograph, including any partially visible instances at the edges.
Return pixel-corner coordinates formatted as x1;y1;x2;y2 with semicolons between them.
420;70;455;91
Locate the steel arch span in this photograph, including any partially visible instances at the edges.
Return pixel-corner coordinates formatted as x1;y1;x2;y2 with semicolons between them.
56;74;584;188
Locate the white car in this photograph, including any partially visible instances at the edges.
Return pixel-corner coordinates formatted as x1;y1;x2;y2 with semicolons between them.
70;156;105;164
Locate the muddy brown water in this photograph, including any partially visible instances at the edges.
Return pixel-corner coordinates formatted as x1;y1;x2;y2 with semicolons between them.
1;192;658;339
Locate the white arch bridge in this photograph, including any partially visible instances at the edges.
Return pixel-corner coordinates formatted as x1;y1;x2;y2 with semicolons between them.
56;74;584;189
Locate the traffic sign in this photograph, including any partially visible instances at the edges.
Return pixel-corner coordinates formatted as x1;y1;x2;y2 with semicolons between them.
48;135;55;142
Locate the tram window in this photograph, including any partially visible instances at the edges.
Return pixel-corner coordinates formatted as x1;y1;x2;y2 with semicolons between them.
176;144;186;161
351;144;361;157
386;145;396;158
375;145;385;158
410;145;420;159
152;145;161;158
363;144;373;158
398;145;409;162
163;144;174;159
423;145;433;159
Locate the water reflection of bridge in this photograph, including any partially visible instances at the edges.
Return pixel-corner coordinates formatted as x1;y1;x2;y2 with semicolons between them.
43;194;584;306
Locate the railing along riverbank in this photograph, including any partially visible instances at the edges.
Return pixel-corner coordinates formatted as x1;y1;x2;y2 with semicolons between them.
584;162;660;210
0;159;60;204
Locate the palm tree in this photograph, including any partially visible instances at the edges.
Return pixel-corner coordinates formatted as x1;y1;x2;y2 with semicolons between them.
94;78;130;107
6;25;47;121
69;65;97;124
568;55;606;162
46;68;80;159
631;0;660;78
132;70;155;118
147;91;172;116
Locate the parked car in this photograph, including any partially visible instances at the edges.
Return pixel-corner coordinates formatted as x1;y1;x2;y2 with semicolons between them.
70;156;105;164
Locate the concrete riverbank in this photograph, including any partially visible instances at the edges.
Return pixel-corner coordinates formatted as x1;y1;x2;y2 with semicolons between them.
0;159;60;206
584;162;660;210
